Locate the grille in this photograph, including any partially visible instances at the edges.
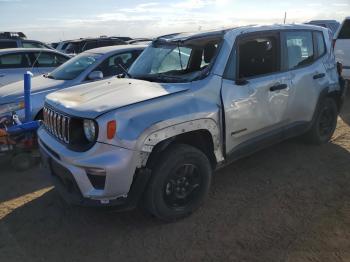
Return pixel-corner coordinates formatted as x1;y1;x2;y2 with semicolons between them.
43;106;70;144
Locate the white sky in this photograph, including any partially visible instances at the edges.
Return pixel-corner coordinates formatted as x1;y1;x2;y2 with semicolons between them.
0;0;349;42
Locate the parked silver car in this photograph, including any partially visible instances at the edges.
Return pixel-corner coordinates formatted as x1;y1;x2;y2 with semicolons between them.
0;45;146;119
0;48;70;87
38;24;344;221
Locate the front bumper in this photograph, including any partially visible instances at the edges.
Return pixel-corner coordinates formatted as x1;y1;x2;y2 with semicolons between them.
38;127;150;207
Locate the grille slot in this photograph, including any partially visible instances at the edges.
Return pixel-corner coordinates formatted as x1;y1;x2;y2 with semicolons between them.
43;106;70;144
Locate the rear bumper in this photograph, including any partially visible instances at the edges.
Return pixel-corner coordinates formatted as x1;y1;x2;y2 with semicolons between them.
38;127;150;208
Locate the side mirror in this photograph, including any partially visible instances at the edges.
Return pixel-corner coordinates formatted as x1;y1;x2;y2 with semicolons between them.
88;71;103;81
235;78;249;86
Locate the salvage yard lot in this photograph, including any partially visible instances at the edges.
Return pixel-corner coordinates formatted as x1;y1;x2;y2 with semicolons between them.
1;94;350;262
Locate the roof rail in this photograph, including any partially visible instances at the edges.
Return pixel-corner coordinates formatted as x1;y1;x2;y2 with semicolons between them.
0;32;27;39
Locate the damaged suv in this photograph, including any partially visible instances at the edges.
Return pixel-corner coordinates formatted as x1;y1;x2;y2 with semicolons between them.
38;25;344;221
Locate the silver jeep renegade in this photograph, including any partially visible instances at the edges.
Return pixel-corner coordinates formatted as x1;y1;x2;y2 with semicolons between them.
38;24;345;221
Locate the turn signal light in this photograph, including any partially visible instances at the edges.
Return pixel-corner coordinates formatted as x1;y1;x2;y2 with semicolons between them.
107;120;117;139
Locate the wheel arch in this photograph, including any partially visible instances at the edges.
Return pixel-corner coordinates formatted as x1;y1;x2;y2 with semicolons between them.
139;119;224;170
34;108;43;120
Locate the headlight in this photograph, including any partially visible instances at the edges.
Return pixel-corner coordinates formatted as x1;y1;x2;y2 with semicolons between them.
83;119;97;142
0;101;24;116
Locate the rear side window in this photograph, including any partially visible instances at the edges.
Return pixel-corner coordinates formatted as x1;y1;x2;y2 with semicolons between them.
338;20;350;39
83;41;97;51
22;41;46;48
314;31;326;58
0;40;17;49
97;40;114;48
32;52;68;67
0;53;31;69
284;31;314;70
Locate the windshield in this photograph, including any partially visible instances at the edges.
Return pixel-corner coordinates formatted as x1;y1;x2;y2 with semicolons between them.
48;52;101;80
128;39;221;83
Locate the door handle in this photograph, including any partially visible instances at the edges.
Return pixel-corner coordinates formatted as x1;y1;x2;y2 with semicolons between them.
313;73;325;80
269;84;288;92
0;74;5;77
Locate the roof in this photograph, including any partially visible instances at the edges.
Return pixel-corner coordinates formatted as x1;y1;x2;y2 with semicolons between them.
156;28;232;43
0;48;70;57
155;24;327;44
236;23;330;32
307;20;339;24
68;37;128;43
84;44;147;54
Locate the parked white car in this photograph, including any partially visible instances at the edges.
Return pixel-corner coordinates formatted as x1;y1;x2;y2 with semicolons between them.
0;45;146;120
305;20;340;37
334;17;350;82
0;48;70;87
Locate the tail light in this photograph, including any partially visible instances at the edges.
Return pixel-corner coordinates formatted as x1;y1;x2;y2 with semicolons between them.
107;120;117;139
332;39;337;49
337;62;343;76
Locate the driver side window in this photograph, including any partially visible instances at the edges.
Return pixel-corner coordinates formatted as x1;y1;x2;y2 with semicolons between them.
96;52;135;77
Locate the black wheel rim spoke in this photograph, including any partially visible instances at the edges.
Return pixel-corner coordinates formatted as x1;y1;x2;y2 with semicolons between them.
163;163;202;209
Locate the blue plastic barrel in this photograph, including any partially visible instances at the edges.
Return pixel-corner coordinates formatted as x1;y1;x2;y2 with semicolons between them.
24;72;33;123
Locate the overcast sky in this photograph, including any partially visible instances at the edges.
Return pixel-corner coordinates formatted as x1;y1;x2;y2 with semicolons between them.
1;0;349;42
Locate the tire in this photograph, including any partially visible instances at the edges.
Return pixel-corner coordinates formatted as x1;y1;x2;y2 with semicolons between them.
144;144;212;222
305;97;338;144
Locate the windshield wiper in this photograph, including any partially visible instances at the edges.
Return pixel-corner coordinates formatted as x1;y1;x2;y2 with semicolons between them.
177;43;183;70
135;73;183;83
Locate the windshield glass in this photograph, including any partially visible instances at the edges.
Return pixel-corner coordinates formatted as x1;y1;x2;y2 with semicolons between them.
48;52;101;80
128;39;221;83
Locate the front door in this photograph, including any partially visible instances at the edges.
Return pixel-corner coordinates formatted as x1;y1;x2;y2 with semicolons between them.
0;52;32;86
221;31;291;156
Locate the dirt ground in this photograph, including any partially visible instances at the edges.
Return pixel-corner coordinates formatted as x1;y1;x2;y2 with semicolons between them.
1;94;350;262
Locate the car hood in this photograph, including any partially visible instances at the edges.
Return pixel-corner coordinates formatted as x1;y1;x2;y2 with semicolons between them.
0;75;67;104
46;78;189;118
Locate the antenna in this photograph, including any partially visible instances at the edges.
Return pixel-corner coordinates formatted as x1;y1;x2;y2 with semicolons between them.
284;12;287;24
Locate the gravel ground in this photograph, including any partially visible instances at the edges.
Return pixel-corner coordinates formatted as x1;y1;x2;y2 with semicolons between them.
1;93;350;262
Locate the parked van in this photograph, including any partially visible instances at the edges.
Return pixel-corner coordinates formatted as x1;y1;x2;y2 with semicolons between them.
334;17;350;82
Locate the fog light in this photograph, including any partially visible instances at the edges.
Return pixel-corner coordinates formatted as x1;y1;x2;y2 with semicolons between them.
84;167;106;176
85;167;106;190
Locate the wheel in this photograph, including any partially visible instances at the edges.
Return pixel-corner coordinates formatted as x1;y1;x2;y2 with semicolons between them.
144;144;212;222
305;98;338;144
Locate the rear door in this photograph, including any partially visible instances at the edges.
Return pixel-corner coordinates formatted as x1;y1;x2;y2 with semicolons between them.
335;19;350;79
0;52;32;86
281;30;329;129
221;31;292;156
29;51;69;75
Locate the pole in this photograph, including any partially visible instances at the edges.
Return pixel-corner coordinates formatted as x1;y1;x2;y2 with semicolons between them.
284;12;287;24
24;71;33;123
